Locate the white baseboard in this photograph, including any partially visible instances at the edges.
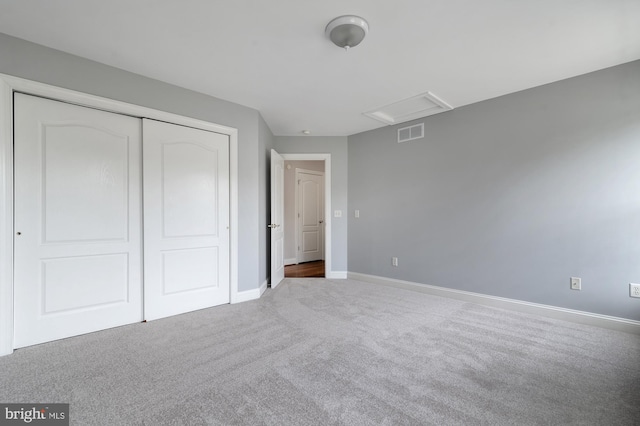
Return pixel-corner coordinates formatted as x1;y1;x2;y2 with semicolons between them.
327;271;347;279
233;279;268;304
284;258;297;266
348;272;640;335
233;287;261;304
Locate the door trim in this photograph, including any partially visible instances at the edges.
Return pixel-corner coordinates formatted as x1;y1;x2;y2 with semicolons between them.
0;73;239;356
281;154;332;279
294;168;325;265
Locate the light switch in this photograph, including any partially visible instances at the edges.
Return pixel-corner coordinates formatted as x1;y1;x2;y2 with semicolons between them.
355;210;360;218
334;210;342;218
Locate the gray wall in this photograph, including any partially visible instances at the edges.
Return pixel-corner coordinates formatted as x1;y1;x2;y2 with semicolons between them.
283;161;325;262
259;115;275;284
0;33;263;292
274;137;348;273
348;60;640;321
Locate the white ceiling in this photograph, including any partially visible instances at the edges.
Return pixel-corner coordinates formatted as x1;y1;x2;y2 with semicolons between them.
0;0;638;136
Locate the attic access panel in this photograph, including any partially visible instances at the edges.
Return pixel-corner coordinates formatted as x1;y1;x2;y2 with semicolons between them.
364;92;453;125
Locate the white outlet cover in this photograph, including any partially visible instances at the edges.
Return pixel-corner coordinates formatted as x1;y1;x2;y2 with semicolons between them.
570;277;581;290
630;283;640;298
334;210;342;218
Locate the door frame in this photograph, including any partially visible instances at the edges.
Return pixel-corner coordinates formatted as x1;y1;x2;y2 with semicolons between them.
281;153;332;279
294;168;325;264
0;73;239;356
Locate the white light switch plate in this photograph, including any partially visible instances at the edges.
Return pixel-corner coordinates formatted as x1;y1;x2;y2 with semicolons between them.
334;210;342;218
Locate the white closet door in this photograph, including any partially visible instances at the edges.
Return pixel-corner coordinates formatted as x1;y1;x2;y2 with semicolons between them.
143;119;230;320
13;94;143;348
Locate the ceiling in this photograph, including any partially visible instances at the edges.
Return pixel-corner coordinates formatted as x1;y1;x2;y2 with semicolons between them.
0;0;638;136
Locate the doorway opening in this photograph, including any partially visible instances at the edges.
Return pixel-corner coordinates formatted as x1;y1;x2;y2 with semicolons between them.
282;154;331;278
283;159;326;278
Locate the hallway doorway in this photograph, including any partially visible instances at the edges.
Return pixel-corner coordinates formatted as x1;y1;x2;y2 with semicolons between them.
282;159;326;278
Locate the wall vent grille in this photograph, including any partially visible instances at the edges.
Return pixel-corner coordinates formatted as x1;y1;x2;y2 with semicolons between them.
397;123;424;143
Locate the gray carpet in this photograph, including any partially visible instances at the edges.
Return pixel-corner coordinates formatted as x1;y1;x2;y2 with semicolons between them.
1;278;639;425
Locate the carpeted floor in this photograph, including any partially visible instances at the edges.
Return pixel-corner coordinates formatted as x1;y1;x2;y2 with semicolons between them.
1;278;639;425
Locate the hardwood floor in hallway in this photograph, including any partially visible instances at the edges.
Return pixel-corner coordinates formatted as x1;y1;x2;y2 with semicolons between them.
285;260;325;278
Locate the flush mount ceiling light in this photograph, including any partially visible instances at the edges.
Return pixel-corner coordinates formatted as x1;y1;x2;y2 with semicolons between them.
325;15;369;51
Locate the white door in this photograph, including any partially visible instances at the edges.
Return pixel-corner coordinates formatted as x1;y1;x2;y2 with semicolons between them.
297;170;324;263
14;94;143;348
270;150;285;288
143;119;230;320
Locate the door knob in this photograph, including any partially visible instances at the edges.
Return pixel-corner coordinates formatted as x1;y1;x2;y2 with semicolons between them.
319;220;324;224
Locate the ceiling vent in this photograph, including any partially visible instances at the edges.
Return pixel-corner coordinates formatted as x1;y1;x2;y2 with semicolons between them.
397;123;424;143
363;91;453;125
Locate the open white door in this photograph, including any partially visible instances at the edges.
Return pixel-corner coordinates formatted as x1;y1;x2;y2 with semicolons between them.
270;149;285;288
143;119;230;320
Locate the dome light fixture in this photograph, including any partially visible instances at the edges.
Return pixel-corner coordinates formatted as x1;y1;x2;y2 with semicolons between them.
325;15;369;51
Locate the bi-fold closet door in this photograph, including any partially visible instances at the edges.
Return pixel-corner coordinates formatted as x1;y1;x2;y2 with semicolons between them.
13;94;229;348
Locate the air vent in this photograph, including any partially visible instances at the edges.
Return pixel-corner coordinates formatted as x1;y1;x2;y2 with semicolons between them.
397;123;424;143
364;91;453;125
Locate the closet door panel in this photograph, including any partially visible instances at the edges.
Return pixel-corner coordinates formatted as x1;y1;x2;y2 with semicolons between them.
13;94;143;348
143;119;230;320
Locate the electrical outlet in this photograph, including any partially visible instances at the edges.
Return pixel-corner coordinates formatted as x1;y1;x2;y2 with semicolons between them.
392;257;398;267
630;283;640;298
570;277;581;290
